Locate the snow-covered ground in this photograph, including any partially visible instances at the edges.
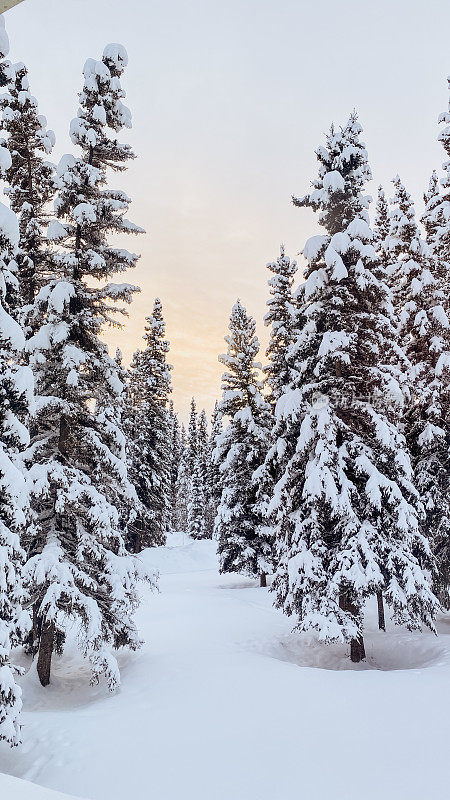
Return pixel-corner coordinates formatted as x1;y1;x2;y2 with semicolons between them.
1;531;450;800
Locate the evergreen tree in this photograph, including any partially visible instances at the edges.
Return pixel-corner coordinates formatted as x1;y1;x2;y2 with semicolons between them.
386;176;431;317
0;61;56;312
174;425;189;531
126;298;173;551
387;176;450;601
167;401;182;530
187;397;198;471
373;185;390;270
204;401;222;537
187;455;205;539
392;154;450;611
214;300;273;585
0;202;31;745
270;114;439;662
421;171;441;250
264;244;297;406
185;396;206;538
422;77;450;262
22;44;151;689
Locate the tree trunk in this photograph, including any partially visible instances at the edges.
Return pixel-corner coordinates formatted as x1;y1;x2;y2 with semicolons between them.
58;414;71;458
339;591;365;663
37;620;55;687
24;601;42;657
377;591;386;631
260;572;267;588
350;635;366;662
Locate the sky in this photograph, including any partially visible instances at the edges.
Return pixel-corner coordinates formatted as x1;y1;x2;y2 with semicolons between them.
4;0;450;422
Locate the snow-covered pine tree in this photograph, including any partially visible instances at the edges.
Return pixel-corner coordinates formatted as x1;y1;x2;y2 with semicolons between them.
389;177;450;604
187;455;205;539
185;396;206;538
204;401;222;537
198;408;208;471
268;114;439;662
373;185;390;270
421;171;442;250
422;77;450;262
264;244;297;406
126;298;173;551
187;397;198;472
214;300;273;586
0;61;55;312
167;401;182;530
174;425;189;531
196;408;210;536
22;44;152;689
0;202;32;745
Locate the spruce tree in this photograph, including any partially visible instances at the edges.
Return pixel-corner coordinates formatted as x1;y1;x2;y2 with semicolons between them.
386;176;450;598
269;114;438;662
204;401;222;537
0;61;56;312
0;202;31;745
185;397;206;538
167;401;182;530
214;300;273;585
264;244;297;406
174;425;189;531
373;185;390;270
187;455;205;539
423;77;450;262
126;298;173;551
187;397;198;472
421;171;441;250
22;44;151;689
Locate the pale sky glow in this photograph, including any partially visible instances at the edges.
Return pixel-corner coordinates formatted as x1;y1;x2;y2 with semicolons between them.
5;0;450;422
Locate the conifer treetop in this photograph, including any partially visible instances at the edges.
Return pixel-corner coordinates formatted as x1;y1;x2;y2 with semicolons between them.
293;112;372;235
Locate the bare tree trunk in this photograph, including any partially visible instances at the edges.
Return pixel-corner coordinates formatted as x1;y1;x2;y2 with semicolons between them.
260;572;267;588
350;635;366;662
339;591;365;663
37;620;55;687
377;591;386;631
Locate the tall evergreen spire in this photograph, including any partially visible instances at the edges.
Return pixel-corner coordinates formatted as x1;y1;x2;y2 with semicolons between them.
373;185;390;269
23;44;150;689
264;244;297;406
214;300;273;584
126;298;173;550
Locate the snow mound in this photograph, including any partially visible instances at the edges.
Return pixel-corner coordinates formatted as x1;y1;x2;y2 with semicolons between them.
140;532;217;576
0;773;88;800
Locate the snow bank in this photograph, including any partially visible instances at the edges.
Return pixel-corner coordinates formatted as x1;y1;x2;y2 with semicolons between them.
1;535;450;800
0;773;88;800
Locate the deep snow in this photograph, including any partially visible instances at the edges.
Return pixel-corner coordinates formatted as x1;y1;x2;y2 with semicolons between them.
1;531;450;800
